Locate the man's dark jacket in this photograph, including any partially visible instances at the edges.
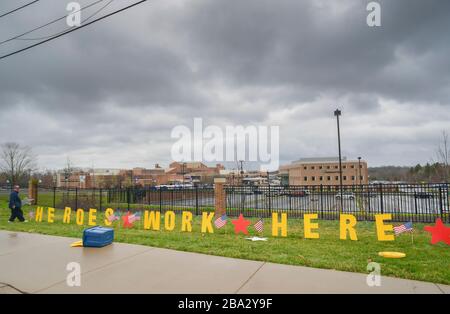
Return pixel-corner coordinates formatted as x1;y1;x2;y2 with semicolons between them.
9;191;22;210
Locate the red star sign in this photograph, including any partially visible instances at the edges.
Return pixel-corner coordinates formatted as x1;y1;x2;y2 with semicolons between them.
122;212;133;228
424;218;450;245
232;214;251;235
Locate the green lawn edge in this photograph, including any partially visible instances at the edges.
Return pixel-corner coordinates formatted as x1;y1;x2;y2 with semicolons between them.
0;201;449;286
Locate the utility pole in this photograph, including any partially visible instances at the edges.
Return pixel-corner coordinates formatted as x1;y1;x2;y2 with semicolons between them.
181;162;187;184
358;157;362;186
334;109;344;210
92;162;96;189
267;170;271;214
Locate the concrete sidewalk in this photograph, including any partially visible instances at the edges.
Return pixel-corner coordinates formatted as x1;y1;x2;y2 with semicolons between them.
0;230;448;294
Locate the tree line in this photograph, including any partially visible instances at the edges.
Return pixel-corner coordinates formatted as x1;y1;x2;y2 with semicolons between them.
369;163;448;183
368;131;449;183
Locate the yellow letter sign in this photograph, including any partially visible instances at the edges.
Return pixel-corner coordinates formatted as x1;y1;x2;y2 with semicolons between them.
304;214;319;239
375;214;394;241
272;213;287;237
340;214;358;241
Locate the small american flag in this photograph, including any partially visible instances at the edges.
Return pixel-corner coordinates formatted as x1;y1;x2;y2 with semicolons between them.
129;212;142;224
214;215;228;229
254;219;264;233
394;222;413;235
107;212;119;222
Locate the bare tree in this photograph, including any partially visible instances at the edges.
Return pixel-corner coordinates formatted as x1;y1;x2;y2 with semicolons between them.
436;130;450;182
35;169;57;187
0;142;36;185
62;157;74;188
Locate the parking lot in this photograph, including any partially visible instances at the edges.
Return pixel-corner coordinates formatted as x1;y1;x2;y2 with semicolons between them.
227;192;449;212
223;187;450;221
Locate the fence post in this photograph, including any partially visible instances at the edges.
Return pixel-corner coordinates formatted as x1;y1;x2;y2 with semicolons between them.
75;187;78;210
439;186;444;221
320;184;324;219
99;188;103;212
379;183;384;214
53;186;56;208
127;187;130;212
28;179;38;206
214;177;227;217
288;188;292;212
414;194;418;219
159;188;162;213
171;189;174;215
195;186;199;216
447;184;450;224
255;188;259;215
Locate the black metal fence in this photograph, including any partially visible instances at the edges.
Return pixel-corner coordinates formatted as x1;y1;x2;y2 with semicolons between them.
35;186;215;215
32;183;450;223
226;184;450;223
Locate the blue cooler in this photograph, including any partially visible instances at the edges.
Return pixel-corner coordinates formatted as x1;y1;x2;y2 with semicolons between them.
82;226;114;248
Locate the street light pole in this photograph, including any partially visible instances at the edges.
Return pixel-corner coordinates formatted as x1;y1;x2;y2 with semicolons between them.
130;170;133;187
358;157;362;186
181;163;187;184
357;156;362;198
334;109;344;210
239;160;244;184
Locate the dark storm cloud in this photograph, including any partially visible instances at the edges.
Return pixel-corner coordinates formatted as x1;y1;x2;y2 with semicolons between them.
181;0;450;104
0;0;449;169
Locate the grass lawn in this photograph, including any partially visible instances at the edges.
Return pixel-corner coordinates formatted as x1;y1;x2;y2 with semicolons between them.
0;200;449;285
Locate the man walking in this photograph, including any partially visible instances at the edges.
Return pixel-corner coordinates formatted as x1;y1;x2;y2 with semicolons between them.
8;185;27;223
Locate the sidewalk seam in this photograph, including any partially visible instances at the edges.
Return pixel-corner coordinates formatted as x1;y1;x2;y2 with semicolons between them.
0;282;29;294
234;262;266;294
33;246;156;294
434;283;445;294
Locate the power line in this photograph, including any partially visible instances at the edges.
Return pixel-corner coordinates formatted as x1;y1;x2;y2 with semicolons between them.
0;0;105;46
0;0;40;19
18;0;114;41
0;0;148;61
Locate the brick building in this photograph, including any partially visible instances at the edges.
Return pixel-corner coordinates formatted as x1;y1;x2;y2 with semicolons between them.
55;162;225;188
279;157;369;186
56;169;122;188
166;162;224;184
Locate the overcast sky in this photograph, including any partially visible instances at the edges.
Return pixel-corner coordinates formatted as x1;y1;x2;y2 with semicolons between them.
0;0;449;170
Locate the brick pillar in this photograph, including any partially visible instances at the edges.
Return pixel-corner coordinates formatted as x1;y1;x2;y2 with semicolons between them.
214;177;227;217
28;179;38;205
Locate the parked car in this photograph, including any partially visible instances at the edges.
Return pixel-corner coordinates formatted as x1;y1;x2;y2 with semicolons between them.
233;187;254;195
253;187;263;195
361;192;377;198
335;192;355;200
414;192;434;199
286;190;310;197
265;187;284;196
